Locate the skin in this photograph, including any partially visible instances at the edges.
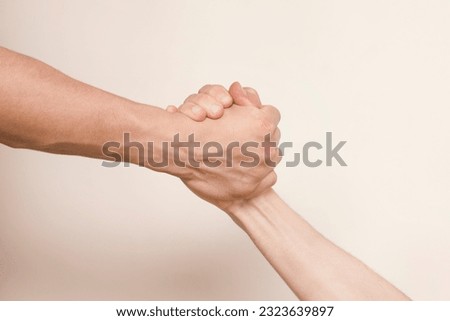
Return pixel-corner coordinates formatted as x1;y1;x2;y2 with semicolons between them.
227;189;410;300
176;86;411;301
0;46;409;300
0;47;281;210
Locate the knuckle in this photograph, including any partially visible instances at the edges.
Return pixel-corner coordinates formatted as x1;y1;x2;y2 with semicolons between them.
179;101;192;111
196;92;210;102
184;93;197;103
265;105;281;121
209;85;229;99
211;84;227;92
198;84;212;93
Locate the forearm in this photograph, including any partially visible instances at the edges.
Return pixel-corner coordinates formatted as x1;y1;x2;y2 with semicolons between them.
226;189;409;300
0;47;176;171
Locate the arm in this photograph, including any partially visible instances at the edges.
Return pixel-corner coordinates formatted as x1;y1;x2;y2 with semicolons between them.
177;85;409;300
0;46;173;165
0;47;279;208
226;188;410;300
0;47;234;174
0;46;235;157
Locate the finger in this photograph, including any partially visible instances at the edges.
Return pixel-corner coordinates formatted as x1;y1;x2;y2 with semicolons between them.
273;147;283;165
264;145;283;168
179;101;207;121
166;105;178;113
250;171;278;197
229;81;258;107
198;84;233;108
243;87;262;106
184;93;224;119
261;104;281;125
272;127;281;145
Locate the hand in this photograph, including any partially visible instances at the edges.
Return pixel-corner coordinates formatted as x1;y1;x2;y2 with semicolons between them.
166;84;233;121
171;83;262;120
164;82;281;211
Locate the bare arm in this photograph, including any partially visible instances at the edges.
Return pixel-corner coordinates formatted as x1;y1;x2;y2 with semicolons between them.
0;47;171;162
175;84;409;300
0;47;279;208
226;188;410;300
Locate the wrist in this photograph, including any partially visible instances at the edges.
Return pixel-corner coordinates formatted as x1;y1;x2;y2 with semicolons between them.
129;103;192;178
224;188;280;230
225;188;311;238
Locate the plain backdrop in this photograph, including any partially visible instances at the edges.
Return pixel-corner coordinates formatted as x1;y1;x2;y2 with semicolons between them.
0;0;449;300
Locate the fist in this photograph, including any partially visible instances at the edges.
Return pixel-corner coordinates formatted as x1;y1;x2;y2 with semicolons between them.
171;82;281;210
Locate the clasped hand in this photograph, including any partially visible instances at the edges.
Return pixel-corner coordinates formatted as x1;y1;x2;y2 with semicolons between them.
163;82;281;211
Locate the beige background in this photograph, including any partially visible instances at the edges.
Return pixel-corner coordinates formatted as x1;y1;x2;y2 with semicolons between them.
0;0;449;300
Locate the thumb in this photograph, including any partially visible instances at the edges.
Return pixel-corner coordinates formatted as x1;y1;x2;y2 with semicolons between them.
243;87;262;106
229;81;259;107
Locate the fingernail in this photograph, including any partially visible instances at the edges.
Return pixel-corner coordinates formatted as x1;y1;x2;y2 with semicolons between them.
219;94;231;105
210;104;222;115
192;105;203;115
